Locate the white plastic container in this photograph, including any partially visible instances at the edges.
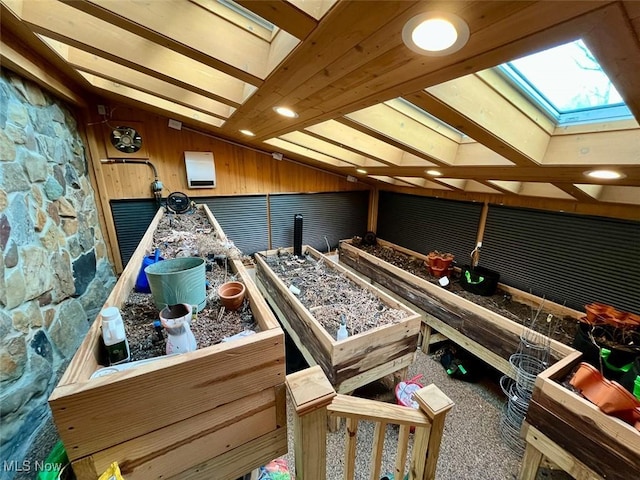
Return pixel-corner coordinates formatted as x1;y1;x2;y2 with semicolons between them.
101;306;130;365
336;322;349;341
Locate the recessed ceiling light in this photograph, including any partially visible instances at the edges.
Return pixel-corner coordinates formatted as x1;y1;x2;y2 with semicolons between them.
585;169;625;179
402;12;469;56
356;168;368;174
425;169;443;176
239;129;255;136
273;106;298;118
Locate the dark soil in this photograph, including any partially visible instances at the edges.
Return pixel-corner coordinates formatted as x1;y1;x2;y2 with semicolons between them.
353;242;580;347
261;250;409;338
120;209;256;362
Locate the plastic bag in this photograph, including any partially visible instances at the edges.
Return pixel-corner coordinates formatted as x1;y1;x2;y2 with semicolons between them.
98;462;125;480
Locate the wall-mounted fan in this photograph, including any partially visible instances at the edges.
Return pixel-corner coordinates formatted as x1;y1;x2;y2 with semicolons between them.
166;192;191;214
110;126;142;154
103;121;149;159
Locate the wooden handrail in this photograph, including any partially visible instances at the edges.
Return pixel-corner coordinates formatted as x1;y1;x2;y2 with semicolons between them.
286;366;454;480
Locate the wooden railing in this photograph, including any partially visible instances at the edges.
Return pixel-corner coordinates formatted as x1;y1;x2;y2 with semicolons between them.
286;366;454;480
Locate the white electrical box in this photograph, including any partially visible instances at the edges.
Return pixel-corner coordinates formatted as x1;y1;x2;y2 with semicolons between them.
184;151;216;188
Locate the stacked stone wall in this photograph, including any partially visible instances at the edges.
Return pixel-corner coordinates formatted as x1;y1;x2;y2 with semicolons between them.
0;69;116;471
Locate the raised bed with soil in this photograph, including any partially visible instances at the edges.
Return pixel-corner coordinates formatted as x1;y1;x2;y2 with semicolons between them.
48;205;286;480
340;237;640;479
522;351;640;480
339;238;576;377
254;245;421;394
121;207;258;361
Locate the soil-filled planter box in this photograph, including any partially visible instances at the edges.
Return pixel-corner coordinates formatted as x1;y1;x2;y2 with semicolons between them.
524;352;640;480
255;246;421;394
339;239;576;377
49;205;286;480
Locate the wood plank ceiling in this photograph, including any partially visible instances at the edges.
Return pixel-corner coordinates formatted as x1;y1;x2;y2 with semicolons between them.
2;0;640;208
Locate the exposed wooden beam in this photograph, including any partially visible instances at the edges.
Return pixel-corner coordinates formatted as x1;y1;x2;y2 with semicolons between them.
0;4;88;106
336;117;447;167
305;120;437;167
264;137;356;169
552;183;598;203
11;0;249;105
584;2;640;122
286;0;336;21
223;0;420;132
46;40;235;119
342;165;640;186
189;0;272;41
226;1;613;139
236;0;318;40
61;0;267;84
345;103;460;165
278;131;384;168
407;77;550;167
79;73;225;129
0;28;86;106
299;128;399;169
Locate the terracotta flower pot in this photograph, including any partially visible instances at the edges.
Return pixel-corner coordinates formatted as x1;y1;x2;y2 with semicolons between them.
570;362;640;429
570;362;603;400
598;381;640;414
583;303;640;329
426;251;454;278
584;302;613;325
218;281;246;311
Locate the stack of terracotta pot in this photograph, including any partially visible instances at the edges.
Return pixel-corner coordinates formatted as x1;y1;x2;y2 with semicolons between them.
583;302;640;329
570;362;640;431
426;251;455;278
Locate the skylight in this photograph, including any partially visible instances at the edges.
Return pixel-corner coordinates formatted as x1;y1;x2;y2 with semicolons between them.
218;0;275;31
499;40;632;125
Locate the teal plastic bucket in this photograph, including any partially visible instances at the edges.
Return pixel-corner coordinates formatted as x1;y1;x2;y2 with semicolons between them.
145;257;206;312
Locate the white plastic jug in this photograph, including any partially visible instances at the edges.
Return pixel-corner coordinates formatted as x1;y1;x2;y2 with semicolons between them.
101;306;130;365
160;304;197;355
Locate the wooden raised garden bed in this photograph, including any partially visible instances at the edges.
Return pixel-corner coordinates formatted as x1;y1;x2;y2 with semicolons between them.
521;351;640;480
254;245;421;394
339;238;577;377
48;205;286;480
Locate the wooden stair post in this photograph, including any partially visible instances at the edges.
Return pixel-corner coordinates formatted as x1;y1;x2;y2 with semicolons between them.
286;366;337;480
413;385;455;479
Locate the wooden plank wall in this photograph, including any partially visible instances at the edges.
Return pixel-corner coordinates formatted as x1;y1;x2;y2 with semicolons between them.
84;105;369;199
80;103;369;271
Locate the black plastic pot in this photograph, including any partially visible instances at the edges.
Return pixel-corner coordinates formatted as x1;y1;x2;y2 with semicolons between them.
459;265;500;296
572;322;639;382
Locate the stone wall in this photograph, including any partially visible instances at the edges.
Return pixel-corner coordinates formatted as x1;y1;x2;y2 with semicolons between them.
0;69;116;472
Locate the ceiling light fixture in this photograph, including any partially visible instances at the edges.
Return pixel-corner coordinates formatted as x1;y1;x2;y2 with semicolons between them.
402;12;469;56
425;169;443;176
356;168;368;174
273;106;298;118
239;129;255;136
585;169;625;179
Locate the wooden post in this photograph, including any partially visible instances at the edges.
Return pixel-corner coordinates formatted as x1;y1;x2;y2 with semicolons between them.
413;384;454;480
286;366;336;480
367;187;379;232
519;443;544;480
